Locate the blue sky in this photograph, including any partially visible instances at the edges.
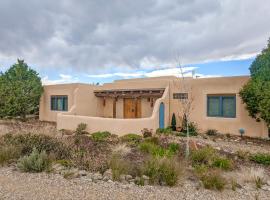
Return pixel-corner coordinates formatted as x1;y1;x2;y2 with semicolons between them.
0;57;255;85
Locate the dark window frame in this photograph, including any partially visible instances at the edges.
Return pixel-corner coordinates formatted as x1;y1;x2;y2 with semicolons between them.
207;95;236;118
50;95;68;111
173;93;188;100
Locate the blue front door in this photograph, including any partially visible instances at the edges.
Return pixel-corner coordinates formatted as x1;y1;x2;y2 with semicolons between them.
159;103;165;128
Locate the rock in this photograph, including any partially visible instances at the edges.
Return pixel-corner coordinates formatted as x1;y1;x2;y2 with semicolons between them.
92;173;103;181
261;185;270;191
214;147;221;151
103;169;113;181
142;175;150;180
120;174;126;182
79;170;87;176
107;180;113;183
121;184;130;189
125;175;133;181
267;180;270;186
129;179;135;183
52;163;65;173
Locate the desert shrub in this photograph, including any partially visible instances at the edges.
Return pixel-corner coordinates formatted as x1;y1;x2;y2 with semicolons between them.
194;164;209;176
200;170;226;191
255;176;264;189
91;131;111;142
135;177;145;186
190;146;217;166
156;127;173;135
144;136;159;145
250;153;270;165
143;157;181;186
109;153;143;180
167;143;179;155
120;134;142;146
0;145;22;165
212;157;233;171
109;154;130;180
139;141;160;154
236;150;250;161
205;129;219;136
112;144;131;157
181;117;198;136
75;123;88;135
55;159;73;168
70;135;110;173
139;141;178;158
141;128;152;138
17;148;51;172
3;133;70;159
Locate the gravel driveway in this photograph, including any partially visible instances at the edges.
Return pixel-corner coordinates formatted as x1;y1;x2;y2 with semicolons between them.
0;167;269;200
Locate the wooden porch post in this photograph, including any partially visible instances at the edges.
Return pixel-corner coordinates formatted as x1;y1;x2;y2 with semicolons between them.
113;98;116;118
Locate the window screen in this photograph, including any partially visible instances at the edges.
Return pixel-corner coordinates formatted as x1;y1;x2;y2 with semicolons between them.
51;96;68;111
207;95;236;118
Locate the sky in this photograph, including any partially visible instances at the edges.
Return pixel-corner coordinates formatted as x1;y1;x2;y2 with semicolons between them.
0;0;269;85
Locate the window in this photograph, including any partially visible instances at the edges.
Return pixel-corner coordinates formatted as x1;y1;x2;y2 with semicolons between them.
173;93;188;100
51;96;68;111
207;95;236;118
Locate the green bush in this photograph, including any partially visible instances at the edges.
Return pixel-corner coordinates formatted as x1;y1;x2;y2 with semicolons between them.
91;131;111;142
3;133;70;159
171;113;177;131
250;153;270;165
75;123;88;135
205;129;219;136
190;146;217;166
0;145;22;165
194;164;209;177
167;143;179;155
236;150;250;161
144;136;159;145
139;142;160;154
201;171;226;191
212;157;233;171
143;157;181;186
139;141;179;158
156;127;173;135
120;134;142;145
17;148;51;172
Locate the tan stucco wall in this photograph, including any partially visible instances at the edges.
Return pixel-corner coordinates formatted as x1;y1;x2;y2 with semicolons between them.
57;87;170;135
169;76;268;138
39;84;78;122
40;76;268;138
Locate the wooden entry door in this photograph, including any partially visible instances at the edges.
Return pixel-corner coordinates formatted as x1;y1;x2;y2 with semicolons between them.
124;98;141;118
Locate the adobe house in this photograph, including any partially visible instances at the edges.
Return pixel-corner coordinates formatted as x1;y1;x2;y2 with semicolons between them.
39;76;269;138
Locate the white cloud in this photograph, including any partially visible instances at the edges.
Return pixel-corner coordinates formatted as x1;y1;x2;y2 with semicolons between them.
86;66;207;79
59;74;72;79
0;0;269;73
42;74;78;85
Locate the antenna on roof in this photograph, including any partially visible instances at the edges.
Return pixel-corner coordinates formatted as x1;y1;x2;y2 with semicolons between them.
192;69;195;78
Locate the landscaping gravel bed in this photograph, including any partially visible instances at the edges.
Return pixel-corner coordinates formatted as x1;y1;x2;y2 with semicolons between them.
0;167;269;200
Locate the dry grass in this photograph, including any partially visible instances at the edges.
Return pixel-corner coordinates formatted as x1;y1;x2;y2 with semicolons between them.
239;167;266;183
112;144;131;157
0;119;58;137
